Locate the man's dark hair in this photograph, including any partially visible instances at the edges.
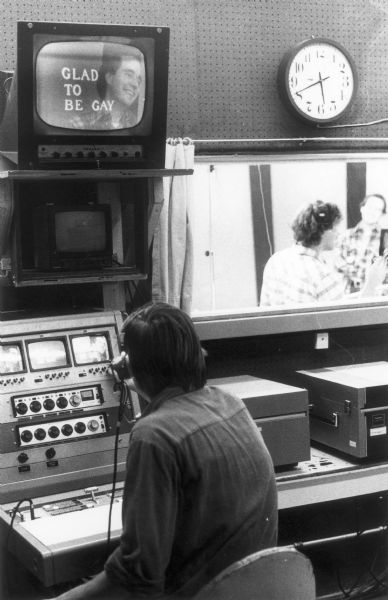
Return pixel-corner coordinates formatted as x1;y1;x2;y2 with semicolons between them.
292;200;342;247
360;193;387;214
97;43;142;99
122;302;206;398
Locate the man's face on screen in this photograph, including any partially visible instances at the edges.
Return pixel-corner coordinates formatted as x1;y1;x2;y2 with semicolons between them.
105;57;142;108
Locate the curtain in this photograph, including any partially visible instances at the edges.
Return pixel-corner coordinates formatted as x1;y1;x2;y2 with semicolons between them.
152;138;195;313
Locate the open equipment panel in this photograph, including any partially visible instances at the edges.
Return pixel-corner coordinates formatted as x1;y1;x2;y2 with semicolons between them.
0;310;136;588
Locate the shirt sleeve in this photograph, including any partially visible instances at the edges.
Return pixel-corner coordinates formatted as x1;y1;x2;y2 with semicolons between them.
104;435;180;597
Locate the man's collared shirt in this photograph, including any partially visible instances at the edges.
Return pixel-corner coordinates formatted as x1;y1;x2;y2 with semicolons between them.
336;222;380;293
105;385;277;598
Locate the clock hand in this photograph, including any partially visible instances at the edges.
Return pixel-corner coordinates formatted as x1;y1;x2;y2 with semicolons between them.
295;75;330;98
318;71;326;103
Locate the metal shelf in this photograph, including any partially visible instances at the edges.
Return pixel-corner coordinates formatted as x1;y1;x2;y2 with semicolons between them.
1;168;193;181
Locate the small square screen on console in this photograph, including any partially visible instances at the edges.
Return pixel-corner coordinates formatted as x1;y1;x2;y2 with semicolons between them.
27;339;68;370
55;211;107;253
0;344;24;374
72;334;110;365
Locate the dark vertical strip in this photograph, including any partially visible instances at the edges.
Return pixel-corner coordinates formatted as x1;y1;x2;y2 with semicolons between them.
249;164;273;295
347;162;366;228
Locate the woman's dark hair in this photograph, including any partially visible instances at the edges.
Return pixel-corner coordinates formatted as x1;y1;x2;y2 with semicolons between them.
121;302;206;398
292;200;342;247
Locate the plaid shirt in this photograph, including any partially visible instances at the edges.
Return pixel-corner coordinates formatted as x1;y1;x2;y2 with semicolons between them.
260;244;346;307
336;222;380;293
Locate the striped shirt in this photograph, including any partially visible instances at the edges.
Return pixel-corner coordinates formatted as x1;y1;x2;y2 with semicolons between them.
260;244;346;307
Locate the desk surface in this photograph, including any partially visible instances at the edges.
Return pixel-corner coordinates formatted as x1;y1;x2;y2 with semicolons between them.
276;446;388;509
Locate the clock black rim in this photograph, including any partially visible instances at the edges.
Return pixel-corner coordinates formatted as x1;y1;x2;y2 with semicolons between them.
277;36;358;125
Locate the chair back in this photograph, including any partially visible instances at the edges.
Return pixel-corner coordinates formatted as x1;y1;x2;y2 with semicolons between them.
194;546;316;600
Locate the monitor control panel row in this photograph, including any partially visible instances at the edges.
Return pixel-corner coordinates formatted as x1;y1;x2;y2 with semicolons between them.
38;144;144;161
0;311;134;503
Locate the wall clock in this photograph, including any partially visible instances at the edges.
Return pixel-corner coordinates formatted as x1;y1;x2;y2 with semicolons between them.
277;37;358;124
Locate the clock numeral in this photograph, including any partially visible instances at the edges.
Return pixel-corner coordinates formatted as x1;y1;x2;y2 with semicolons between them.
306;101;312;113
317;104;326;115
329;101;337;112
294;62;304;73
304;53;311;63
289;75;298;88
342;75;351;87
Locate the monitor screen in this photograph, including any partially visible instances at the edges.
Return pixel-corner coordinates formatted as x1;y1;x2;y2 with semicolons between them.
27;339;69;370
0;344;24;374
55;210;107;253
71;334;110;365
35;40;147;132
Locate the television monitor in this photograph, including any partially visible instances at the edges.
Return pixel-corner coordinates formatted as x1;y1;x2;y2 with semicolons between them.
26;338;69;370
0;20;170;169
33;203;113;271
71;333;111;365
0;343;25;374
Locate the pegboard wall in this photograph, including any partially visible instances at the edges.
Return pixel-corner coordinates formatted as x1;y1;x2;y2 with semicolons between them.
1;0;388;151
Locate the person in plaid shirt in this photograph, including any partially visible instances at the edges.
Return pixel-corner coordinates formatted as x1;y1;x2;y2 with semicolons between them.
336;194;387;294
260;200;387;308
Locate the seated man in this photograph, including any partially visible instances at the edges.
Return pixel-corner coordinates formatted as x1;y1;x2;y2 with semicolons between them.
336;193;387;293
260;200;387;307
55;302;277;599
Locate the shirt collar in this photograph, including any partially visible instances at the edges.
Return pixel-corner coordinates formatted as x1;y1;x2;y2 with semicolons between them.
294;244;319;258
140;385;187;417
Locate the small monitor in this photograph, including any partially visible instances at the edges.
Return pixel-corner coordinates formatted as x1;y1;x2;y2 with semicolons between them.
71;334;111;365
26;339;69;370
0;343;24;374
33;204;113;271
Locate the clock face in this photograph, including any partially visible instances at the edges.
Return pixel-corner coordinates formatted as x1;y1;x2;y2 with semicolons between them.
278;38;357;124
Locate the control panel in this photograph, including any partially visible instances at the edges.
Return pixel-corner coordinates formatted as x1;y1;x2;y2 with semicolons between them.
12;385;103;417
17;413;107;446
38;144;143;163
0;311;135;503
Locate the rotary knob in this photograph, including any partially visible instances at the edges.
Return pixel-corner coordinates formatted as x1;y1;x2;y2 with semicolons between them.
20;430;33;443
69;393;82;407
45;447;56;459
16;402;28;415
56;396;68;409
74;422;86;434
61;423;73;437
34;428;46;441
17;452;29;464
48;425;60;438
87;419;100;432
43;398;55;411
30;400;42;413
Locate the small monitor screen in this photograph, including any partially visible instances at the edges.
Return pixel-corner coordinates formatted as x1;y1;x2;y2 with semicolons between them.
55;211;106;253
72;334;110;364
35;40;146;131
27;339;68;370
0;344;24;374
